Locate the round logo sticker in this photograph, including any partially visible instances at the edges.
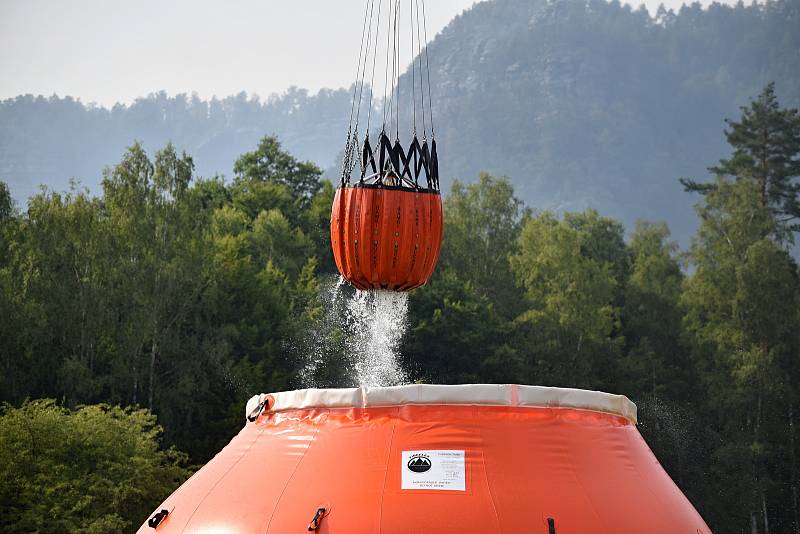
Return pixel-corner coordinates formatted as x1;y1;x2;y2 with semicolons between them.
407;454;432;473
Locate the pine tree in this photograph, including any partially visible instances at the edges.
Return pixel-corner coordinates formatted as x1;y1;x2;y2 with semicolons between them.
681;82;800;236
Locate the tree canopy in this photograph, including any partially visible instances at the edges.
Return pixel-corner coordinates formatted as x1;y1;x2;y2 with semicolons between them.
1;83;799;533
682;82;800;236
0;400;191;533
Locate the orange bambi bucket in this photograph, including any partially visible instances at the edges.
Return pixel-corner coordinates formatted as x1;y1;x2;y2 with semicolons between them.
331;185;443;291
138;384;711;533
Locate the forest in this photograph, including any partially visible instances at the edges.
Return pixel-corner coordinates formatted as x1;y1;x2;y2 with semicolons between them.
1;84;799;533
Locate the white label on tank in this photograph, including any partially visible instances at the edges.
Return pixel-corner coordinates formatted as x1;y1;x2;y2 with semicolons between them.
401;450;465;491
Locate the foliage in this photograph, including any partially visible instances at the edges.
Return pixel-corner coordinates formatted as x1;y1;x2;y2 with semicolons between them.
0;400;191;533
678;89;800;532
1;84;799;533
0;137;332;463
438;173;528;317
619;222;691;399
0;182;12;221
234;136;322;213
404;175;525;382
682;82;800;235
509;210;623;388
404;269;513;384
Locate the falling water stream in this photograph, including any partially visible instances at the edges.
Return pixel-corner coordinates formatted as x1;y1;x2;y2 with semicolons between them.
345;287;409;387
300;276;409;388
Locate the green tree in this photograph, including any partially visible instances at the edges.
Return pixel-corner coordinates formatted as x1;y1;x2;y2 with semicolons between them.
233;136;322;216
12;186;111;403
303;179;337;273
0;181;12;222
509;210;622;388
682;176;800;531
438;173;528;318
617;222;703;500
681;82;800;236
0;140;326;466
0;181;33;402
620;221;689;398
0;400;191;533
102;143;206;410
232;136;335;271
403;270;515;383
563;210;630;290
405;174;526;383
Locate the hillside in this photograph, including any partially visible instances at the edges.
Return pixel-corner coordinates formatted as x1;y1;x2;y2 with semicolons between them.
420;0;800;242
0;88;352;202
2;0;799;243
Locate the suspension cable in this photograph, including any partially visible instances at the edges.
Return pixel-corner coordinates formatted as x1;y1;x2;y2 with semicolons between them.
341;0;374;182
420;0;434;138
414;0;427;139
365;0;384;135
394;0;401;140
382;0;394;130
348;0;438;187
344;0;380;181
387;0;400;141
353;0;377;134
347;0;373;134
409;0;417;135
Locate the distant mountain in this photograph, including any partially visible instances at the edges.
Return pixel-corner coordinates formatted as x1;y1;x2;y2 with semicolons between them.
0;88;353;202
418;0;800;243
2;0;798;244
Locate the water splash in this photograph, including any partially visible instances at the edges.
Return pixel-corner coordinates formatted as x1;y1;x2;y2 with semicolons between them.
298;276;351;387
346;288;409;387
299;276;409;388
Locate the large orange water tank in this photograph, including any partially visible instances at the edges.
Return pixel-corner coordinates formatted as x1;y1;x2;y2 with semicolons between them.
138;384;710;533
330;186;443;291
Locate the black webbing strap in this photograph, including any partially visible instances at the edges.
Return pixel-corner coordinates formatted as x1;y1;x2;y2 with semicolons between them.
414;137;433;188
403;137;420;186
361;135;377;180
379;132;394;178
430;137;439;189
392;138;409;181
354;131;439;190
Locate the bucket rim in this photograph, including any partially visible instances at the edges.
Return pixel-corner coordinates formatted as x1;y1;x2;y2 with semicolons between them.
246;384;637;424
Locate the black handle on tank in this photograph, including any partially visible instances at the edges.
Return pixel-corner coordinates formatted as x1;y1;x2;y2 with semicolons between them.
307;507;327;531
148;509;169;529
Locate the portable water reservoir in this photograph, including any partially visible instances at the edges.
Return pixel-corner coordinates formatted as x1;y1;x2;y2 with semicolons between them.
138;384;710;533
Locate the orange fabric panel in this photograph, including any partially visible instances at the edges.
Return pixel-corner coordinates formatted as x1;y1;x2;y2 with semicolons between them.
330;186;443;291
138;405;711;533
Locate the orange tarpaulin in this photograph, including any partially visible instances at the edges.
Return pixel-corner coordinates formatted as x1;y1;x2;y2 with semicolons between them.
138;384;710;533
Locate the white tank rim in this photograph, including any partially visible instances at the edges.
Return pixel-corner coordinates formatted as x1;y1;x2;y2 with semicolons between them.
246;384;637;425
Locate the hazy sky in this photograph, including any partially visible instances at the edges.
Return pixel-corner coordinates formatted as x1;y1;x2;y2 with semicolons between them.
1;0;738;107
